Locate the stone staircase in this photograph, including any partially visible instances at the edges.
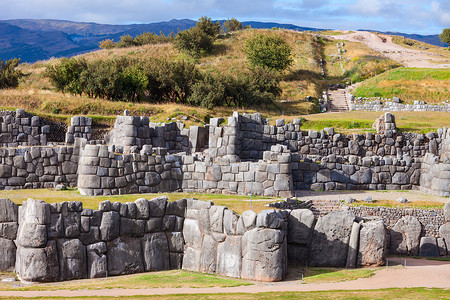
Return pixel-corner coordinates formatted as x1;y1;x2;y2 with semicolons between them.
328;88;349;112
309;199;342;217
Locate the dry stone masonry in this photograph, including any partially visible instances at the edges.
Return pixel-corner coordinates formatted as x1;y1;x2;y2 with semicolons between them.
0;197;407;283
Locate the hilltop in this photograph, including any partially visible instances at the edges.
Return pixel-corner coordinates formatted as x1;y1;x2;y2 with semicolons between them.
0;18;446;63
1;26;449;134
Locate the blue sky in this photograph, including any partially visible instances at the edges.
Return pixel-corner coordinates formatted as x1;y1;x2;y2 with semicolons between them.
0;0;448;34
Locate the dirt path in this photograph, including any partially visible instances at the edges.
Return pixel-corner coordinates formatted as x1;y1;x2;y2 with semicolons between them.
325;31;450;68
0;258;449;297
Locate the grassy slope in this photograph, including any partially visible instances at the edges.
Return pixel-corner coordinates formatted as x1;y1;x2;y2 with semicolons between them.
353;68;450;103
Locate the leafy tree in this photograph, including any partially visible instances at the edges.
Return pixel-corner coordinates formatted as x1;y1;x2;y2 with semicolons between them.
121;65;148;101
174;27;214;55
0;58;23;89
196;16;221;37
439;28;450;46
223;18;243;32
45;58;84;94
99;39;115;49
189;72;226;108
244;33;293;71
117;35;136;48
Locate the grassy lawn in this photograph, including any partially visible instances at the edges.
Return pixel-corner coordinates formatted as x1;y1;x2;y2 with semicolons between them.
0;189;276;214
0;270;252;291
286;266;377;284
349;199;444;209
297;111;450;134
0;288;449;299
353;68;450;104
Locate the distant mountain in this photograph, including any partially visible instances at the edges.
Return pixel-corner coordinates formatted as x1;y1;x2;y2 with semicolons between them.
0;18;445;63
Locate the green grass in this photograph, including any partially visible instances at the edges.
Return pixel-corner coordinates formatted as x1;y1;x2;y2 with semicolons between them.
349;200;444;209
353;68;450;103
0;270;251;291
300;111;450;134
302;268;376;284
0;189;276;215
1;288;449;299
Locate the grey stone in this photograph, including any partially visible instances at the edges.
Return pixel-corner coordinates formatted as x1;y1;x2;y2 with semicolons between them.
149;196;167;217
16;240;59;282
287;209;314;245
216;236;242;278
256;210;283;229
145;218;162;233
346;222;360;268
165;232;184;253
364;196;373;203
200;235;217;274
309;211;355;267
224;209;239;235
358;220;386;266
182;247;201;272
107;236;144;275
141;233;170;271
419;237;439;257
57;239;87;280
87;242;107;278
390;216;422;256
183;219;203;247
241;210;257;231
209;206;226;233
444;202;450;222
0;199;18;222
100;211;120;241
397;197;408;203
0;238;16;271
18;223;47;248
345;197;355;204
135;198;150;219
241;228;286;282
48;213;63;239
439;223;450;252
23;199;51;225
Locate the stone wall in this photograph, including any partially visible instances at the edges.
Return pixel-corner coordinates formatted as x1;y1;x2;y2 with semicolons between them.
0;144;80;190
0;109;49;147
345;205;444;237
350;98;450;112
77;144;183;196
65;116;93;144
107;113;208;154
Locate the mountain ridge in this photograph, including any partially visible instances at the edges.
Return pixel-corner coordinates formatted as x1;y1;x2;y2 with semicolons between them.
0;18;445;63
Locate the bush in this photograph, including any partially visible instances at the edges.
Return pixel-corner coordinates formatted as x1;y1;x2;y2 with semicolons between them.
174;16;221;56
223;18;243;32
244;33;293;71
440;28;450;46
0;58;23;89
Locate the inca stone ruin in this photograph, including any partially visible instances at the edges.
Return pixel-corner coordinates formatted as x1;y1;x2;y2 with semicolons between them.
0;109;448;282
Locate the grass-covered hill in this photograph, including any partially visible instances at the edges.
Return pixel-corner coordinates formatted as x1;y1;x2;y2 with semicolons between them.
2;27;449;134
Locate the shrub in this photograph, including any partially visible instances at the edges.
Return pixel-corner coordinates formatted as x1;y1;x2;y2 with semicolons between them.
174;16;220;56
244;33;293;71
99;39;115;49
440;28;450;46
223;18;243;32
0;58;23;89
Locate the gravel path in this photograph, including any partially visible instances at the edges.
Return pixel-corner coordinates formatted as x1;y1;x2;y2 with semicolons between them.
0;258;448;297
325;31;450;68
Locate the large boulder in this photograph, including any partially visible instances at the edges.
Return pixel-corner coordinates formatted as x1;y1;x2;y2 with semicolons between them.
439;223;450;252
419;237;439;257
141;233;170;271
358;220;386;266
346;222;360;268
309;211;355;267
241;228;286;282
0;238;16;271
200;235;217;274
0;199;18;222
16;240;59;282
216;236;242;278
107;236;144;276
57;239;87;280
100;211;120;241
287;209;314;265
17;223;47;248
87;242;107;278
390;216;422;256
444;202;450;223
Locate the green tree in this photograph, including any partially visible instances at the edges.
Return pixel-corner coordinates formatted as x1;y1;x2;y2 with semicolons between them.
244;33;293;71
439;28;450;46
45;58;84;94
196;16;221;37
117;34;136;48
223;18;243;32
174;27;214;55
0;58;23;89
